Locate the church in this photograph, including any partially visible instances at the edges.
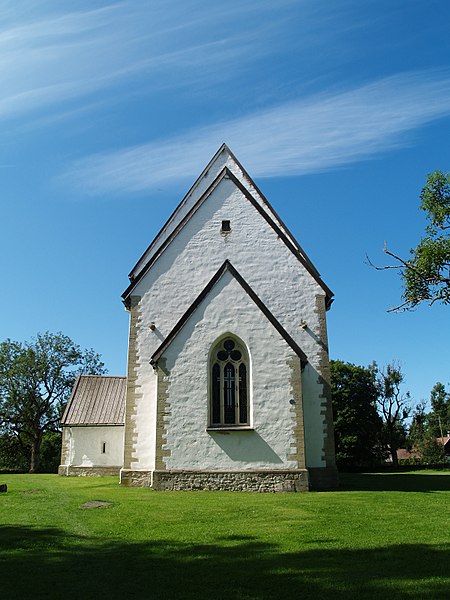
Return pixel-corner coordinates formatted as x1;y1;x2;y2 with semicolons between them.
59;144;338;491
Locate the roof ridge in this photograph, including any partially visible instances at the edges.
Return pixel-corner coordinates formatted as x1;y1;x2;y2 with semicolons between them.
128;144;230;281
122;163;333;307
78;374;126;379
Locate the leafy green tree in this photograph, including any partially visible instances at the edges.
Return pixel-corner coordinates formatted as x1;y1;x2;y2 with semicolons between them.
407;384;449;464
427;382;450;438
372;170;450;311
376;362;411;466
40;431;63;473
408;401;427;450
330;360;383;469
0;332;105;473
416;435;446;465
0;433;29;472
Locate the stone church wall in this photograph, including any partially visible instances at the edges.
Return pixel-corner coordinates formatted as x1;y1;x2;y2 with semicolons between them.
157;273;306;473
121;151;337;488
129;178;331;471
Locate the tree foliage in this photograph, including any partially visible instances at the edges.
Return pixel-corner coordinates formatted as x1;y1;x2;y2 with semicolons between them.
331;358;447;468
376;362;410;466
427;382;450;438
373;170;450;311
0;332;105;473
330;360;383;468
409;382;449;464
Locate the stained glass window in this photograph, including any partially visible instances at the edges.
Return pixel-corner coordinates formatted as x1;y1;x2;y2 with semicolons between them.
212;363;221;423
209;337;249;427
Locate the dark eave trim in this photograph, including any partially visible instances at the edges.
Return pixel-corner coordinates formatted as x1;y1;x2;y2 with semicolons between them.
122;164;334;309
224;168;334;307
222;145;321;277
150;259;308;368
122;167;229;305
60;374;81;426
62;422;124;428
128;143;230;281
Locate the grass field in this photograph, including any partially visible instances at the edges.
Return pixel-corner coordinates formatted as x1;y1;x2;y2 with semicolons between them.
1;471;449;599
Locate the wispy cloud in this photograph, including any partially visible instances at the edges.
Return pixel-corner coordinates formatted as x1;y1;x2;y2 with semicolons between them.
0;0;298;122
61;70;450;195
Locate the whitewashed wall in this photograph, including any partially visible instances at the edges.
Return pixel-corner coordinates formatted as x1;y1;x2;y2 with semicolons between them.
161;273;301;470
63;426;124;467
125;163;329;472
131;146;297;279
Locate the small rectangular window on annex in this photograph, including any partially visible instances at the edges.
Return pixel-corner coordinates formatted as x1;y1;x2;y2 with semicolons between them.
101;442;107;454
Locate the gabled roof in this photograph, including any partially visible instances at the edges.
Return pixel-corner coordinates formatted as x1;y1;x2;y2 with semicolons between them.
61;375;126;426
122;147;333;308
128;144;303;281
128;143;230;281
150;259;308;368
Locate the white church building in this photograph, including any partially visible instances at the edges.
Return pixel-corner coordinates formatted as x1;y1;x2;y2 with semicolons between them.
60;144;338;491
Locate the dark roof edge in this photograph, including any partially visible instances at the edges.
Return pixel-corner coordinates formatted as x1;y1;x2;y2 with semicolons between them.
73;375;126;379
224;169;334;307
60;374;82;425
122;167;229;304
62;423;125;428
150;259;308;367
122;165;333;309
223;145;320;276
128;143;230;281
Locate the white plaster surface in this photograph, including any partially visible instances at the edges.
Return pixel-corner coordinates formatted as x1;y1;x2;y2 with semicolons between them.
161;272;300;470
125;154;330;471
130;146;298;280
63;426;124;467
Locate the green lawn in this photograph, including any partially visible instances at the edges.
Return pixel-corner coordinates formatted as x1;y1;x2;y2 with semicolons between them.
1;472;449;599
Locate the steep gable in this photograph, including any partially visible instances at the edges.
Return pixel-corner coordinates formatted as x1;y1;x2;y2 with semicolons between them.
150;259;308;367
123;154;333;308
129;143;301;281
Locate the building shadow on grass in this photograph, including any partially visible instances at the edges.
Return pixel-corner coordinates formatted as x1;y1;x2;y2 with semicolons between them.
1;525;449;599
338;472;450;492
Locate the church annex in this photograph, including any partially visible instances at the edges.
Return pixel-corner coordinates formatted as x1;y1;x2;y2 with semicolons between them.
60;144;338;491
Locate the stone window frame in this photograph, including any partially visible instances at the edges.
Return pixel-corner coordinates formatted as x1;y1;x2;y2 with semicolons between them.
208;335;251;429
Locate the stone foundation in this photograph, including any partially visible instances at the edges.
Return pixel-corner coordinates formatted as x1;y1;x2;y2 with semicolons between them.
58;465;121;477
120;469;152;487
60;465;338;490
121;469;310;492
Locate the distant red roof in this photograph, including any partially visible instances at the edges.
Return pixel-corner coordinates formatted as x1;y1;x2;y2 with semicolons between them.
397;448;421;460
436;436;450;445
437;437;450;453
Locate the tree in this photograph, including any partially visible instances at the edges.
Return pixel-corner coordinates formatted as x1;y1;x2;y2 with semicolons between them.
376;362;411;466
0;332;105;473
371;170;450;311
419;436;446;464
427;382;450;438
407;384;449;465
408;401;427;450
330;360;383;468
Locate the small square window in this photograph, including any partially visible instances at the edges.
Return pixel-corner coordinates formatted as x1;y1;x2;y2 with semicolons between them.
221;220;231;232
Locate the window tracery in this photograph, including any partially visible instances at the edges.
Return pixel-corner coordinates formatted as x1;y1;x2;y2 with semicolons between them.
210;337;249;427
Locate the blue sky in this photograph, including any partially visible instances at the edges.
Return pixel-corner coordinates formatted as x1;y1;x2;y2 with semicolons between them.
1;0;449;408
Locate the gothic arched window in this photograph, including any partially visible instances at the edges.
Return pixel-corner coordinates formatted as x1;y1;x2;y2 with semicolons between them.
210;337;249;427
